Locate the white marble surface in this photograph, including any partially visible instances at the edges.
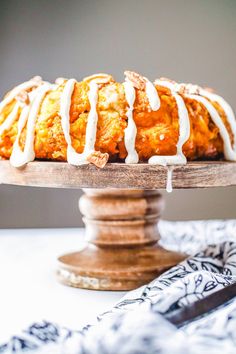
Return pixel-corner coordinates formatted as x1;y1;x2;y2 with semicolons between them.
0;228;125;344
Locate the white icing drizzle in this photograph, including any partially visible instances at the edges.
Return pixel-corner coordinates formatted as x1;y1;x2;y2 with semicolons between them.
60;79;78;164
153;79;236;162
166;166;173;193
149;80;190;166
145;80;160;111
60;79;99;165
0;79;41;116
149;79;191;193
200;89;236;152
123;78;160;164
10;83;52;167
154;79;176;91
10;105;30;166
83;81;99;155
0;79;43;139
123;81;139;164
186;94;236;161
0;103;20;136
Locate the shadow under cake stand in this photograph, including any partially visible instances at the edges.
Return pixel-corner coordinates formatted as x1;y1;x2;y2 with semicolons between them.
1;160;236;291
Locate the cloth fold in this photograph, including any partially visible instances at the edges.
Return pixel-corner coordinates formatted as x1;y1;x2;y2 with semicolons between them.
1;220;236;354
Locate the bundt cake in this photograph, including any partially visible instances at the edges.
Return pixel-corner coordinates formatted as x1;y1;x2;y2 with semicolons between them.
0;71;235;168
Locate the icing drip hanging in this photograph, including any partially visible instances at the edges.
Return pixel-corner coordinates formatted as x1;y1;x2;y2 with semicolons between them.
145;80;160;111
166;166;173;193
0;78;43;138
83;81;99;156
148;79;191;193
10;83;52;167
60;78;78;165
200;89;236;152
123;81;139;164
186;94;236;161
0;78;42;116
149;80;190;166
60;79;99;165
0;103;20;136
153;78;236;162
123;72;160;164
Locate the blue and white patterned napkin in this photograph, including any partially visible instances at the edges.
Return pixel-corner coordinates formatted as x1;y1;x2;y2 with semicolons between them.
1;220;236;354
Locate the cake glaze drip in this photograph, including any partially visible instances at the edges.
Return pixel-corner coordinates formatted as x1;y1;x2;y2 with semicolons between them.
154;79;236;162
0;78;43;137
123;77;160;164
60;79;99;165
166;166;173;193
148;85;190;166
187;94;236;161
0;103;20;136
200;90;236;153
149;79;191;191
145;80;160;111
10;83;53;167
0;78;42;116
123;81;139;164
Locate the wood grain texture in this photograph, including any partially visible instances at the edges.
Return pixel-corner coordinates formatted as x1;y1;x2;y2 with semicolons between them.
58;190;185;290
57;244;185;291
0;160;236;189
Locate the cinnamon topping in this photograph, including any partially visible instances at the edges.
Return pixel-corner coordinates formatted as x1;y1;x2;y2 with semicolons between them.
124;71;146;90
87;151;109;168
15;90;30;106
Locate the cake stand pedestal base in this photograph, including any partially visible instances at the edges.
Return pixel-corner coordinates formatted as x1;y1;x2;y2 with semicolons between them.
1;160;235;290
57;189;185;291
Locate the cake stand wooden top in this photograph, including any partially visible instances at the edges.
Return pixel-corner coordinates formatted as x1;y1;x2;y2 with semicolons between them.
0;160;236;189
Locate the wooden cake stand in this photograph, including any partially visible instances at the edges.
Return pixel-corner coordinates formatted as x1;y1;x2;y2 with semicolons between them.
1;160;236;291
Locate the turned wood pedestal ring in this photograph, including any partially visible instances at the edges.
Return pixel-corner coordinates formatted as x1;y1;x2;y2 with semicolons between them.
1;160;236;291
58;189;184;290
